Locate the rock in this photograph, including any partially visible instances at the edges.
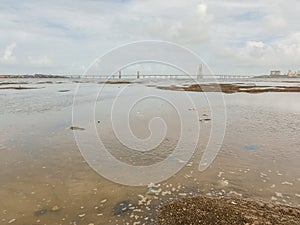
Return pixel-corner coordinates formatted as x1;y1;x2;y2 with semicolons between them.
147;188;158;195
228;191;242;197
113;200;131;215
271;196;277;201
50;205;61;212
202;118;211;121
218;179;229;187
275;192;283;198
147;183;160;188
58;90;70;92
34;209;47;216
8;219;16;224
100;199;107;204
69;126;85;131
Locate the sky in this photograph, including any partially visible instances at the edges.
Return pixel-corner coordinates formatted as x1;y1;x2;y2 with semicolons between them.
0;0;300;75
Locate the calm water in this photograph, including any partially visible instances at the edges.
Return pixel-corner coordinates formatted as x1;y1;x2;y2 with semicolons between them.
0;78;300;225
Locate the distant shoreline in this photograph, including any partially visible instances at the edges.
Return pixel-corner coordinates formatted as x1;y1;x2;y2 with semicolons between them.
0;74;299;79
0;74;68;79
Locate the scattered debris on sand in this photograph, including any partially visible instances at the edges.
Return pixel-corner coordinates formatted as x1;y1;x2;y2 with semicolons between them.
157;196;300;225
113;200;132;215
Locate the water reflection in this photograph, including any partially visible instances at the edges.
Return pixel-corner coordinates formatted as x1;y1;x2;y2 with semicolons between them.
0;79;299;224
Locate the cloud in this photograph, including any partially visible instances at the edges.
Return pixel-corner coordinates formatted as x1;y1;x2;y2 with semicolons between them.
28;55;52;67
1;42;17;64
142;2;213;43
218;32;300;70
0;0;299;74
263;0;300;34
265;14;287;31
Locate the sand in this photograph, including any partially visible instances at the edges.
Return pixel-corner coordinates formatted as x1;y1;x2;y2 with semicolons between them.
157;196;300;225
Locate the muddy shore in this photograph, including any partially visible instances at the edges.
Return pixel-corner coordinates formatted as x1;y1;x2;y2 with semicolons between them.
0;86;42;90
157;196;300;225
157;83;300;94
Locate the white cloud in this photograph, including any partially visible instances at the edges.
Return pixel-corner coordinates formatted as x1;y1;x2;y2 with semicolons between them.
265;14;287;31
197;3;208;15
28;55;52;67
1;42;17;64
263;0;300;34
219;32;300;70
143;2;213;43
0;0;299;74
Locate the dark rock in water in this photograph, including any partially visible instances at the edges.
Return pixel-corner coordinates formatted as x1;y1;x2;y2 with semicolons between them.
113;200;131;215
69;126;85;131
58;90;70;92
34;209;47;216
199;118;211;122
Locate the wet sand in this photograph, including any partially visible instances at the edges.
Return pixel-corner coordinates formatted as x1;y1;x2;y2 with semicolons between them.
157;83;300;93
0;78;299;224
0;82;29;85
158;196;300;225
0;86;42;90
98;81;139;84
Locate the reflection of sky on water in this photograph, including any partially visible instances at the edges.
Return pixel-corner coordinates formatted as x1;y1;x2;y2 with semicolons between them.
0;79;299;224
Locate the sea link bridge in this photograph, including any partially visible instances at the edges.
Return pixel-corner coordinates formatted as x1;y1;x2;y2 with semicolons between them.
69;73;254;80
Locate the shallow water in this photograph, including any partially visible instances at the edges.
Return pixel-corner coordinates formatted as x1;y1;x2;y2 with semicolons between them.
0;78;299;225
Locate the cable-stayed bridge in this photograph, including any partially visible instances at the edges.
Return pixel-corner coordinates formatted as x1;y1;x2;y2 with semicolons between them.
69;64;254;79
69;74;254;80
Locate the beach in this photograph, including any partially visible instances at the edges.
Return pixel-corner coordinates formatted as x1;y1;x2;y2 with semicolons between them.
0;77;299;224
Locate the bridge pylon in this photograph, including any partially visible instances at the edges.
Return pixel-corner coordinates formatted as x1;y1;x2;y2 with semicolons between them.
197;64;203;80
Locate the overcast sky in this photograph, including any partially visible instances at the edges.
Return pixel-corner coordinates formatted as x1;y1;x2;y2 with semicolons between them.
0;0;299;75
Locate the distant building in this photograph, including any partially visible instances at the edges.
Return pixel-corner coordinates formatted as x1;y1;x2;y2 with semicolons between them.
0;75;6;78
270;70;281;76
287;70;297;77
